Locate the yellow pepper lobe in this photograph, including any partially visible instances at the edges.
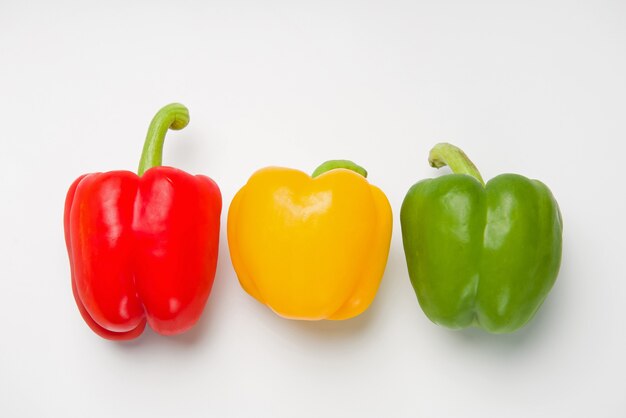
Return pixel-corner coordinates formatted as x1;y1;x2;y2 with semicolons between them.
227;166;392;320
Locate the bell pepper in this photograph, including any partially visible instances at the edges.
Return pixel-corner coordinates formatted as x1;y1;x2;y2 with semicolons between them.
400;143;562;333
227;160;392;320
64;104;222;340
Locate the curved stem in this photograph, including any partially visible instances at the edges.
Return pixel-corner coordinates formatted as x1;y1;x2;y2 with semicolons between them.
138;103;190;176
312;160;368;178
428;143;485;185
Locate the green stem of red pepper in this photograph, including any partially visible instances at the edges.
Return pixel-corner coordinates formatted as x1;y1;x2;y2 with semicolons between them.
138;103;190;176
312;160;368;178
428;143;485;186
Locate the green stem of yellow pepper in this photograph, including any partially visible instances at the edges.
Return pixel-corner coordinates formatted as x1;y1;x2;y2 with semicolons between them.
428;143;485;186
312;160;368;178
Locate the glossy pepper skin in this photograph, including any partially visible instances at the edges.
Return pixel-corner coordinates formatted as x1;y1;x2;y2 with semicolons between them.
228;160;392;320
64;104;221;340
401;143;562;333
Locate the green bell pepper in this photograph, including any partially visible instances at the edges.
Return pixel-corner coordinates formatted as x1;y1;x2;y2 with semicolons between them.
401;143;563;333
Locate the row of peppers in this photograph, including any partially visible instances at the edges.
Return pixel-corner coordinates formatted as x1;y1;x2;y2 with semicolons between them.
64;104;563;340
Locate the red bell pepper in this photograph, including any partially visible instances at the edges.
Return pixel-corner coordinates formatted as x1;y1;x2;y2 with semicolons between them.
64;104;221;340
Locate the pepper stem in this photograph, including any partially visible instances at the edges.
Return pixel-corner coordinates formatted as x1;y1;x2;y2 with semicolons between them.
137;103;190;176
428;143;485;186
311;160;368;178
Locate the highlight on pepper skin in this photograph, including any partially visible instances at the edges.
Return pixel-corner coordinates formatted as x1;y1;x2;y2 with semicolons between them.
227;160;393;321
400;143;563;334
64;104;222;340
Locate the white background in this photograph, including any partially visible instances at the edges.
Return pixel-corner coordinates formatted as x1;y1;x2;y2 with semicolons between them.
1;1;625;417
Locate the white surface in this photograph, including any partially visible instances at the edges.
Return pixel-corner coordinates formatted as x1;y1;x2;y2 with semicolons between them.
1;1;625;417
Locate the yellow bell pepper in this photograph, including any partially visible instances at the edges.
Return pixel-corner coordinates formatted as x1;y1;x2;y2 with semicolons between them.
227;160;392;320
